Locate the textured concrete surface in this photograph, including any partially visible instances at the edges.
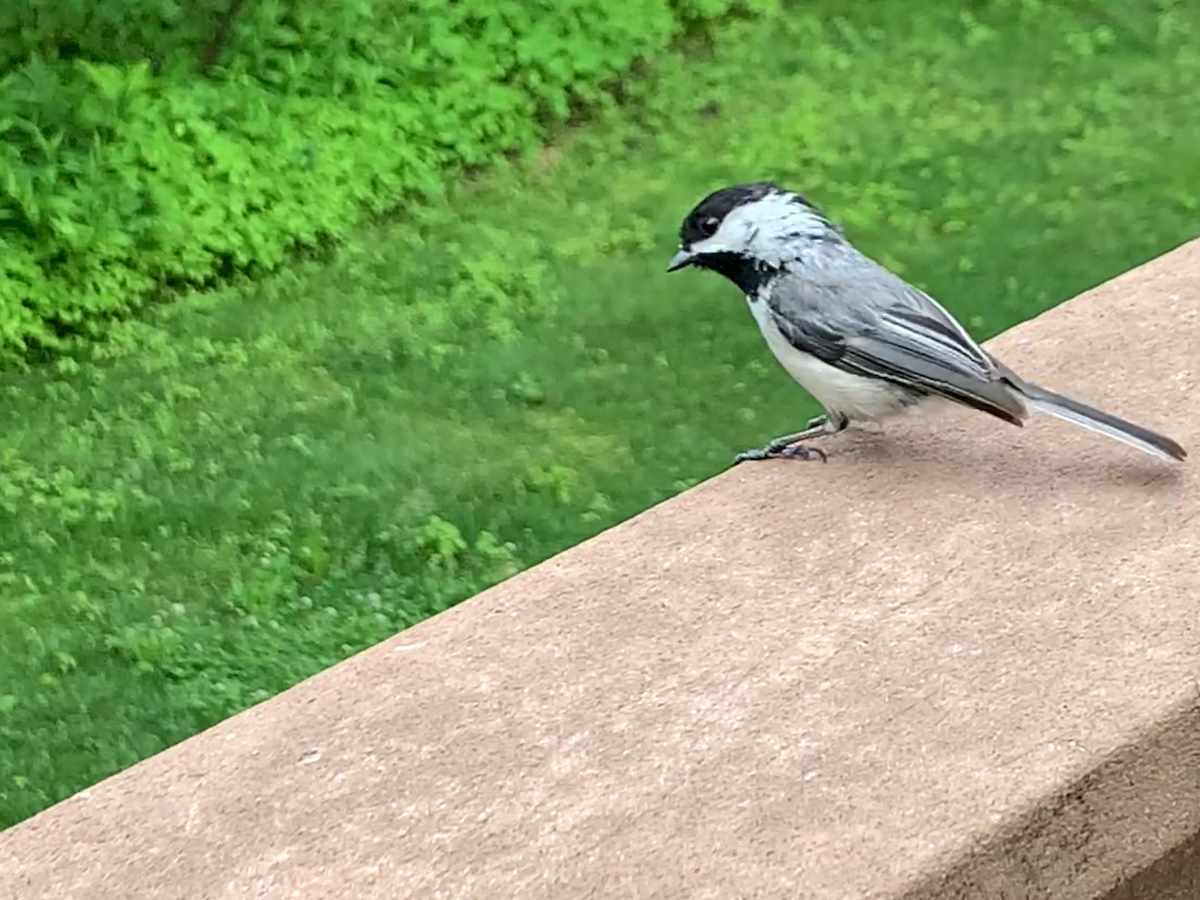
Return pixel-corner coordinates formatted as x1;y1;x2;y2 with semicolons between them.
1103;831;1200;900
3;240;1200;900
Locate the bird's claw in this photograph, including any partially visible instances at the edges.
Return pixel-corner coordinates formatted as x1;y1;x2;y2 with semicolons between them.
780;442;827;462
733;442;827;465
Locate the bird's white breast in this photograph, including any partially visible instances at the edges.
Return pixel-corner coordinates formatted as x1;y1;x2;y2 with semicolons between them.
745;294;906;422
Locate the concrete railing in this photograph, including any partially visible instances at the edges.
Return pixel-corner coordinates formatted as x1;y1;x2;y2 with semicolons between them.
4;241;1200;900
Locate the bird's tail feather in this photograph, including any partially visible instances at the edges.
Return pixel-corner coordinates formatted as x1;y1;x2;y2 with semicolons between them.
1021;383;1187;462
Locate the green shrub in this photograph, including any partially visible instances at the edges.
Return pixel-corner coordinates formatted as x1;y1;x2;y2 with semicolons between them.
0;0;228;70
0;0;778;358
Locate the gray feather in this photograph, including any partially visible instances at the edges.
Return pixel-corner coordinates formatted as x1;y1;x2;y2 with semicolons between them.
764;259;1029;425
1020;383;1187;462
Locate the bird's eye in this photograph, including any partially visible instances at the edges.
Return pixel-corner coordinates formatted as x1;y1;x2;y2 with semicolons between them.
698;216;720;237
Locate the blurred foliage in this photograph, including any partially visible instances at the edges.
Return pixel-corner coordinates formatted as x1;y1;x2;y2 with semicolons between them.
0;0;229;70
3;0;1200;830
0;0;776;357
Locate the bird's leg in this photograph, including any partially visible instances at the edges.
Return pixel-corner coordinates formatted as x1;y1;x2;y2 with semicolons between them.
734;413;848;465
763;414;843;451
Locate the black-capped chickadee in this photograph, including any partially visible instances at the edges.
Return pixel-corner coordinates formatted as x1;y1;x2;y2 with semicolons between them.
667;181;1187;464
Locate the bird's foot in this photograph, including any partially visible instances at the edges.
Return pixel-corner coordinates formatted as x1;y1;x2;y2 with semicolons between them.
734;440;827;465
732;413;845;465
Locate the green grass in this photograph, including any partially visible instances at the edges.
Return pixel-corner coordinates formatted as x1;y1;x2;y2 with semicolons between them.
3;0;1200;827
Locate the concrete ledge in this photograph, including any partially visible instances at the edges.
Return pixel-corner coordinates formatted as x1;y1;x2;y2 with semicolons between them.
1104;831;1200;900
4;241;1200;899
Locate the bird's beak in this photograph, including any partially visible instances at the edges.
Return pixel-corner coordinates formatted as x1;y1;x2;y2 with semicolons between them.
666;248;695;273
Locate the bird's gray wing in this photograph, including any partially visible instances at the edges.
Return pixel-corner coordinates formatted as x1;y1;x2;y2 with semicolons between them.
765;273;1029;425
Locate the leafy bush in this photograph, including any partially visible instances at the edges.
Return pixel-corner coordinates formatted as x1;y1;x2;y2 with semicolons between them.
0;0;229;70
0;0;778;357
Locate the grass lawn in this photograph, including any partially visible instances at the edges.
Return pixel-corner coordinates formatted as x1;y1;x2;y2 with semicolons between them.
3;0;1200;827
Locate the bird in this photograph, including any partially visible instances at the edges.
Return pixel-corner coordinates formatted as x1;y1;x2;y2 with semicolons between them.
666;181;1187;465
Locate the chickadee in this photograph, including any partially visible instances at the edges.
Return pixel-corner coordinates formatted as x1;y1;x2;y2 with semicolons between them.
667;181;1187;465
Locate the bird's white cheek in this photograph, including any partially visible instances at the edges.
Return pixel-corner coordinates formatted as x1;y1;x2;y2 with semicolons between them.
688;235;730;257
691;220;755;257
